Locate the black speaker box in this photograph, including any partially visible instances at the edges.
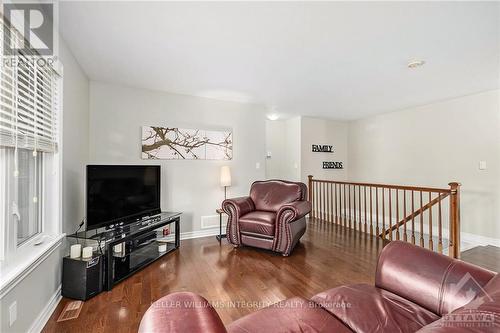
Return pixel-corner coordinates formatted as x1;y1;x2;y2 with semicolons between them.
62;254;104;300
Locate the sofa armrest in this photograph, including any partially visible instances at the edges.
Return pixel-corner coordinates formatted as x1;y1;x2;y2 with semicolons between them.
273;201;310;256
139;292;227;333
376;241;495;315
417;274;500;332
222;196;255;218
222;196;255;246
276;200;312;223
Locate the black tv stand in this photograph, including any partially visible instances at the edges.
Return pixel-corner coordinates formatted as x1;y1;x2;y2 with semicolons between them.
68;212;181;290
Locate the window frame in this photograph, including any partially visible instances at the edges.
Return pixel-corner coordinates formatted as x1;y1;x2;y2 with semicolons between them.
14;148;43;247
0;74;63;265
0;149;7;261
0;5;64;294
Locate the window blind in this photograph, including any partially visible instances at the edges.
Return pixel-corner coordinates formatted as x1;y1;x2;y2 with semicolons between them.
0;17;59;153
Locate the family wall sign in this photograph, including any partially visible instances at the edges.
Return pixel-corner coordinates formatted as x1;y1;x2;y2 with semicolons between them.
311;144;344;169
311;144;333;153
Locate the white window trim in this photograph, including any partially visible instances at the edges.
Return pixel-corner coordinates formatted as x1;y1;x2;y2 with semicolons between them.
0;67;64;297
0;233;65;299
0;149;6;261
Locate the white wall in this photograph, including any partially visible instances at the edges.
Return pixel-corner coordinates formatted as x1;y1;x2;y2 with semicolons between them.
300;117;349;183
61;41;90;235
0;245;64;333
88;82;266;233
265;117;301;181
348;90;500;240
265;120;286;179
284;117;301;181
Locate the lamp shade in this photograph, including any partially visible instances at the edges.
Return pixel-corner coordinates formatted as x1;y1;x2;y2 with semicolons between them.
220;166;231;187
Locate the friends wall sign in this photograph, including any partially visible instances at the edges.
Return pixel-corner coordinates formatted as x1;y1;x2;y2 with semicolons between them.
311;144;344;169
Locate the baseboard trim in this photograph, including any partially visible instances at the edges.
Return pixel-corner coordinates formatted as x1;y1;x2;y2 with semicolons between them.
180;228;221;240
29;285;61;333
461;232;500;248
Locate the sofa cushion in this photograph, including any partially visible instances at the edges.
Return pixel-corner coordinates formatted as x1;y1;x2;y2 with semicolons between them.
239;211;276;237
227;297;353;333
139;292;227;333
250;180;304;212
311;284;440;333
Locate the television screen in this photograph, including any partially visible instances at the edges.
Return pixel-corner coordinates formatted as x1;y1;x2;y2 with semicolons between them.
86;165;161;230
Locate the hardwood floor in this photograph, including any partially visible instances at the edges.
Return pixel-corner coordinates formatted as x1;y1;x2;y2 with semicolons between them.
42;219;498;332
461;245;500;272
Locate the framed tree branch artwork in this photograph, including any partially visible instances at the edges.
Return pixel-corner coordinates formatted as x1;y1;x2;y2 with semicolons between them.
141;126;233;160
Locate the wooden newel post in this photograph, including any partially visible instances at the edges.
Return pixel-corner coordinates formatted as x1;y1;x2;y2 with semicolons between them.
308;175;314;218
448;182;461;259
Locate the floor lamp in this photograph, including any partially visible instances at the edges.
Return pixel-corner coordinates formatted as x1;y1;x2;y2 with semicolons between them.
220;166;232;201
217;166;231;241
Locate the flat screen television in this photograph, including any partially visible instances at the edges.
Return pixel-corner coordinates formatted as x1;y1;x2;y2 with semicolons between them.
86;165;161;230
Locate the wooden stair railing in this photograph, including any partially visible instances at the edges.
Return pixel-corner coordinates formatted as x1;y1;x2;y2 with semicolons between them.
381;192;450;238
307;175;461;258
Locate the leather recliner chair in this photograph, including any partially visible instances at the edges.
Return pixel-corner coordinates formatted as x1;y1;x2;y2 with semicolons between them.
222;180;311;256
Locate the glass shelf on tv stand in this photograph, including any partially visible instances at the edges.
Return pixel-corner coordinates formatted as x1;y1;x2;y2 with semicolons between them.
67;211;182;244
67;211;181;290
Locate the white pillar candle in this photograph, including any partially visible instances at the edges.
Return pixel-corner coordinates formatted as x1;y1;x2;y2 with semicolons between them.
113;243;123;253
158;244;167;253
82;246;93;259
70;244;81;259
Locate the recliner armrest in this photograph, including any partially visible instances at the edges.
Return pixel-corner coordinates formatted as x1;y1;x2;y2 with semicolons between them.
222;196;255;217
376;241;495;315
139;292;227;333
276;200;311;223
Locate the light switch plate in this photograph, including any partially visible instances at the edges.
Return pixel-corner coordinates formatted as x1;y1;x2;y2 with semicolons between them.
256;162;260;169
479;161;487;170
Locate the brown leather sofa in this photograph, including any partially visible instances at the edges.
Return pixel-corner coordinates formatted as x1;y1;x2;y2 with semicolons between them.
222;180;311;256
139;241;500;332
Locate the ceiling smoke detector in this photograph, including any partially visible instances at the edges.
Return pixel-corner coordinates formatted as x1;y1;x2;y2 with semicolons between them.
407;60;425;69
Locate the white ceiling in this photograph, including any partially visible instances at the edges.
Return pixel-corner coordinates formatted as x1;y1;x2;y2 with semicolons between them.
59;1;500;120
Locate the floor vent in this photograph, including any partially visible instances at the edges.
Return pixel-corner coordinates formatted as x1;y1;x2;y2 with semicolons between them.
57;300;83;322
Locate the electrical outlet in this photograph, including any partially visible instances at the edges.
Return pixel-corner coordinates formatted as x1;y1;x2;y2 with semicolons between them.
9;301;17;327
